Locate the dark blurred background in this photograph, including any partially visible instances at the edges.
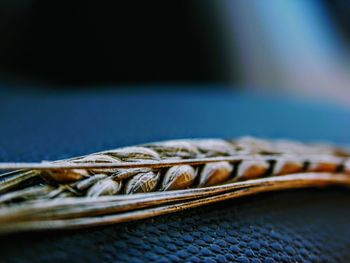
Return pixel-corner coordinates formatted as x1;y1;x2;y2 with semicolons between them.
0;1;229;85
0;0;349;103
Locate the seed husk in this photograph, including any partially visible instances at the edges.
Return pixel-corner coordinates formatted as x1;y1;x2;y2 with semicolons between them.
87;178;122;197
273;159;304;175
161;165;197;191
125;171;160;194
236;160;269;180
199;161;233;186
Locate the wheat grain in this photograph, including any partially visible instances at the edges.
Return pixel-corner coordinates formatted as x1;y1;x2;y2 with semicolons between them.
199;162;233;186
161;165;197;191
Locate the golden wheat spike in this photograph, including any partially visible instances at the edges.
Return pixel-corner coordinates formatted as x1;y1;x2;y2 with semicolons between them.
0;137;349;234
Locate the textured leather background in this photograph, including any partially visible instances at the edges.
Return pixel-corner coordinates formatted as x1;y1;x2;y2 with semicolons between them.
1;87;350;262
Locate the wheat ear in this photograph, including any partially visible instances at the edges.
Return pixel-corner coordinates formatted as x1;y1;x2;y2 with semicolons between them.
0;137;349;234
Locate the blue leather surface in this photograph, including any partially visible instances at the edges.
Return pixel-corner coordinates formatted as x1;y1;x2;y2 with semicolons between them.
1;87;350;262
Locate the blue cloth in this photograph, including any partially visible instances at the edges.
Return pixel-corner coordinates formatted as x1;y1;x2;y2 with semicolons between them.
1;86;350;262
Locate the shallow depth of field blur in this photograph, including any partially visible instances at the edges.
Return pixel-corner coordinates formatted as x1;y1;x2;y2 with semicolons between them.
0;0;349;104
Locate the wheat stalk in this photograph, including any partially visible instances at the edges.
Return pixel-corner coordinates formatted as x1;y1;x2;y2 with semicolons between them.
0;137;349;234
